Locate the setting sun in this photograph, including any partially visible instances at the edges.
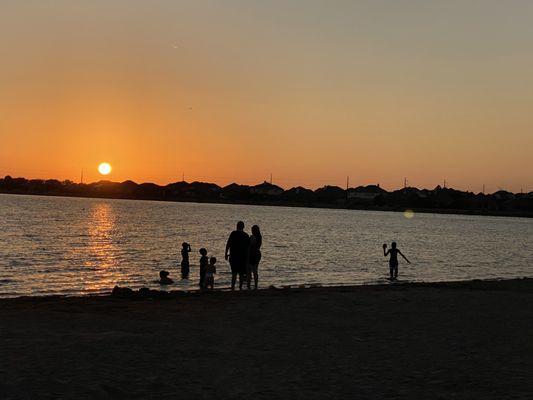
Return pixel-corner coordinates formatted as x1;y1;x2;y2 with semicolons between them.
98;162;112;176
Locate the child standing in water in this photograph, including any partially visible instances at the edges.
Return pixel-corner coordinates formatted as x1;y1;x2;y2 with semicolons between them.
205;257;217;290
199;248;209;288
383;242;410;280
181;242;192;279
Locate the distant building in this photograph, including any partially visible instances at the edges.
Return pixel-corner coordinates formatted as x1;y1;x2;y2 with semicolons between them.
400;187;428;199
493;190;515;201
221;183;251;200
283;186;316;202
347;185;387;200
314;185;346;202
250;181;284;196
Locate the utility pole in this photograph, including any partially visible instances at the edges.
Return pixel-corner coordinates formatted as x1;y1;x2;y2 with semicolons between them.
482;184;485;195
404;178;407;189
80;168;84;184
182;172;185;182
270;173;272;185
346;176;349;190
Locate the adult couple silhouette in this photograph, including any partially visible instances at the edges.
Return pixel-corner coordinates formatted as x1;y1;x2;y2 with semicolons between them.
225;221;262;290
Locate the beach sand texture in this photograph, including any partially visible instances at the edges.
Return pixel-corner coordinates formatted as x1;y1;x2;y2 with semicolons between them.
1;279;532;399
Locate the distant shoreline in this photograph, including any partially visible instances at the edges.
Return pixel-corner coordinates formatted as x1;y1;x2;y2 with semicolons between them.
2;190;533;219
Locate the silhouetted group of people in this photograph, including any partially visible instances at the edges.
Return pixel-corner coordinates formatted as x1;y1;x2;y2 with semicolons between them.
159;220;411;288
225;221;262;290
159;221;262;290
174;243;218;289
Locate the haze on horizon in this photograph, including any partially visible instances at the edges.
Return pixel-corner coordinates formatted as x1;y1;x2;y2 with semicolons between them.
1;1;532;192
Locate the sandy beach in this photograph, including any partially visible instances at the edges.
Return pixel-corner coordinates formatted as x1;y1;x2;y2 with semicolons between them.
1;279;532;399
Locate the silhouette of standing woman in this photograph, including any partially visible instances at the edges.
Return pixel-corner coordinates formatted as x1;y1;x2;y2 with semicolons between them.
383;242;410;280
225;221;250;290
247;225;262;290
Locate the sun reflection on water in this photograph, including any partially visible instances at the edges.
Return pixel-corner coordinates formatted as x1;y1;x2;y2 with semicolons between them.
84;202;121;292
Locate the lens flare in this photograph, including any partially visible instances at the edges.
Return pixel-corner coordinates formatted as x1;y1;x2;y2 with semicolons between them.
404;209;415;219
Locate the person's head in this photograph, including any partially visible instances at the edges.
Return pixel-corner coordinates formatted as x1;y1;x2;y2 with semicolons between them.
236;221;245;231
209;256;217;265
251;225;261;237
159;270;169;279
391;242;397;249
199;248;207;256
182;242;189;249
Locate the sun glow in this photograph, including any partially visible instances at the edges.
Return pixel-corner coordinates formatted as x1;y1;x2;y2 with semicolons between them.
98;162;112;175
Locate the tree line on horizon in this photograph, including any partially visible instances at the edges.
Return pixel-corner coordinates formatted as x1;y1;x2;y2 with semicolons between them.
1;175;532;216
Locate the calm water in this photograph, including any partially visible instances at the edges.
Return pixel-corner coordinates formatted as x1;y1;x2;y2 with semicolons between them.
0;193;532;297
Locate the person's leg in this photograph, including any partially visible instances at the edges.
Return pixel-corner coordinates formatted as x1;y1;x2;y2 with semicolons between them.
246;265;252;289
238;272;244;290
394;265;398;279
231;272;237;290
253;264;258;289
389;265;394;280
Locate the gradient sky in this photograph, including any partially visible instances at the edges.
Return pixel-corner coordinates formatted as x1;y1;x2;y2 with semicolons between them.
1;1;532;191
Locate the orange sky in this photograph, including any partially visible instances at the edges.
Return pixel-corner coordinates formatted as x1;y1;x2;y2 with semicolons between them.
1;1;532;192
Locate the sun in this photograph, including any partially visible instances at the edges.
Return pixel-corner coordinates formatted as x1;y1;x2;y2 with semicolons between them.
98;162;112;175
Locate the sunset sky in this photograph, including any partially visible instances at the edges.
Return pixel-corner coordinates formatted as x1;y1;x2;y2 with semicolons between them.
1;1;532;192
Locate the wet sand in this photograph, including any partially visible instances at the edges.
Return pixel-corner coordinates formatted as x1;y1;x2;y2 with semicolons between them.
1;279;532;399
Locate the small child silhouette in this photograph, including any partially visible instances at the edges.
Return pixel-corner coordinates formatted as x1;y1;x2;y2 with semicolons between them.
159;270;174;285
205;257;217;290
199;248;209;288
383;242;410;280
181;242;191;279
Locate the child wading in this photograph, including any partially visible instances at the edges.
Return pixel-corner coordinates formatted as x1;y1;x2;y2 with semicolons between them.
205;257;217;290
181;242;191;279
383;242;410;280
199;248;209;288
159;270;173;285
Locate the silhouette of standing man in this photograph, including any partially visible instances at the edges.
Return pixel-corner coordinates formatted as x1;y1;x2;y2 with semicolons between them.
225;221;250;290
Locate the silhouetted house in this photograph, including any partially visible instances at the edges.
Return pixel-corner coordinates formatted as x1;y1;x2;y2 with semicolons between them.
314;185;346;203
165;181;191;197
430;185;454;207
283;186;316;203
187;181;221;199
250;181;284;196
221;183;251;200
136;182;164;199
88;180;127;197
347;185;387;200
398;187;430;199
492;190;515;201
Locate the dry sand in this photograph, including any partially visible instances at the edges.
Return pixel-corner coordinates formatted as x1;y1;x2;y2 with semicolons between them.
1;279;532;399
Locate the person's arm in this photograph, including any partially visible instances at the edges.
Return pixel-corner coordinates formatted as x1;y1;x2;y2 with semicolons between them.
383;244;389;257
399;251;411;264
225;235;231;260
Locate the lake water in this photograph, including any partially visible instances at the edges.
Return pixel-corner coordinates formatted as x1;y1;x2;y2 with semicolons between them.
0;193;532;297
